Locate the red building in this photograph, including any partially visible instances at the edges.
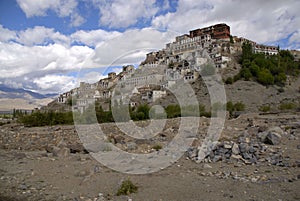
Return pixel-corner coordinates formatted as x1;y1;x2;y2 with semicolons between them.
189;23;230;40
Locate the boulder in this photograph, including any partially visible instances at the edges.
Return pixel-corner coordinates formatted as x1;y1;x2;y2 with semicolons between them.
264;132;281;145
231;143;240;155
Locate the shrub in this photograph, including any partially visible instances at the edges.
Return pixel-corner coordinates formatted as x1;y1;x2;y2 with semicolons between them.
116;179;138;196
152;144;162;151
259;105;271;112
165;104;181;118
240;68;252;81
234;102;245;111
279;102;296;110
19;111;74;127
257;69;274;86
225;77;233;84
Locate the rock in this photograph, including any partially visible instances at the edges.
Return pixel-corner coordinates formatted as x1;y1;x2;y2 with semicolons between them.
231;154;242;160
223;141;232;149
232;143;240;155
257;131;269;142
238;143;248;153
268;127;284;135
203;164;212;169
297;145;300;149
68;143;87;154
186;147;198;159
264;132;281;145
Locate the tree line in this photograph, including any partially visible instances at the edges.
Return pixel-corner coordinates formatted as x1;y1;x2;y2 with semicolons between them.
226;43;299;86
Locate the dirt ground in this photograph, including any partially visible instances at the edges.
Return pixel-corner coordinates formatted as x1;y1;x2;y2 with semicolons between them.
0;113;299;201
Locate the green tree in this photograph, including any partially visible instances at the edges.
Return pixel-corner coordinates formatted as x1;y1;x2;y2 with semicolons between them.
240;68;252;81
257;69;274;85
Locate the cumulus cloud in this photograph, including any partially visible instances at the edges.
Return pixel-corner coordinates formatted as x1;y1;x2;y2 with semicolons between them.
33;74;76;94
93;0;159;28
16;26;70;46
17;0;85;27
71;29;121;47
0;42;93;79
84;28;177;68
152;0;300;45
0;25;17;42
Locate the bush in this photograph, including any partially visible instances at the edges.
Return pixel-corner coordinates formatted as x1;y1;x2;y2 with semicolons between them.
116;179;138;196
130;104;150;121
259;105;271;112
257;69;274;85
165;104;181;118
225;77;233;84
226;101;245;117
19;111;74;127
240;68;252;81
152;144;162;151
234;102;245;111
279;102;296;110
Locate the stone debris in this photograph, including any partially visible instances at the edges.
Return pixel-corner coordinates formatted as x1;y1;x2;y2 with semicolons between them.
186;125;295;167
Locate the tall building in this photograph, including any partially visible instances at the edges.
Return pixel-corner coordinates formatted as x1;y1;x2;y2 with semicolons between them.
189;23;230;40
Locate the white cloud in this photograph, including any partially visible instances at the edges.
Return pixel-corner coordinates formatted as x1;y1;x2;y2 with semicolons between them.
84;28;177;68
70;12;86;27
16;26;70;46
0;25;17;42
152;0;300;45
0;42;93;78
93;0;159;28
71;29;121;47
33;74;76;94
17;0;84;27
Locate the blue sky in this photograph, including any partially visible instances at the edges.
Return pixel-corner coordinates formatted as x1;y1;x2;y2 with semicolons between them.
0;0;299;94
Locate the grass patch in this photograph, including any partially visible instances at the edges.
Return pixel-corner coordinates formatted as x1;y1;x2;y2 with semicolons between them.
116;179;138;196
259;105;271;112
152;144;162;151
279;102;296;110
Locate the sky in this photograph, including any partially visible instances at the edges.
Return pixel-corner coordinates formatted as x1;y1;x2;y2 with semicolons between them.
0;0;299;95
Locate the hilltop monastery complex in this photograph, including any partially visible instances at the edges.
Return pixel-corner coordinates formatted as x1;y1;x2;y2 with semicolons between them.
55;23;286;113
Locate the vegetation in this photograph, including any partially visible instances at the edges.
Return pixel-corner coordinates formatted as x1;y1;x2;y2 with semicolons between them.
152;144;162;151
259;105;271;112
278;102;297;110
116;179;138;196
19;111;74;127
225;77;233;84
236;42;299;86
130;104;150;121
226;101;245;117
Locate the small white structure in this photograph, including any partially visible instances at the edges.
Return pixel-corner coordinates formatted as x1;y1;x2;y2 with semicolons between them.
152;90;166;102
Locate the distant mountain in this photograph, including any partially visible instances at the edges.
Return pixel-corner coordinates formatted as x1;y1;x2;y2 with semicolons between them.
0;84;57;111
0;84;57;99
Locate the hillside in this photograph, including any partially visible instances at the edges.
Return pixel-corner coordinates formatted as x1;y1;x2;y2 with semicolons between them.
0;84;57;111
